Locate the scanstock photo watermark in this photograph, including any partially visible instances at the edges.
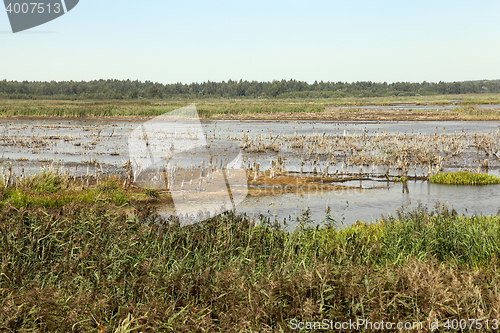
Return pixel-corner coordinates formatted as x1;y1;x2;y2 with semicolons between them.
3;0;78;33
289;318;500;331
128;104;248;226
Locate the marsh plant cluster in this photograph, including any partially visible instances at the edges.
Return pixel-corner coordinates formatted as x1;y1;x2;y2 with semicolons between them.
228;127;500;182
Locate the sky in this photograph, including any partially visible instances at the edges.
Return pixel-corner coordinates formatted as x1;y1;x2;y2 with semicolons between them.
1;0;500;84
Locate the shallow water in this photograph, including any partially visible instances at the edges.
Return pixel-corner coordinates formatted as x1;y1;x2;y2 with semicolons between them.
1;118;500;227
206;119;500;137
231;178;500;227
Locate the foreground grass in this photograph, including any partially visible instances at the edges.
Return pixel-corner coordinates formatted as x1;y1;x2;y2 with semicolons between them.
2;173;500;331
428;171;500;185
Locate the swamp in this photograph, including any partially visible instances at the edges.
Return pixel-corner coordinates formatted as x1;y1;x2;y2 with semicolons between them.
1;96;500;331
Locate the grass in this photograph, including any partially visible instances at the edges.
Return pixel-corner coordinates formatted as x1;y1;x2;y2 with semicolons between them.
428;171;500;185
1;93;500;120
0;170;131;209
451;105;500;120
3;170;500;331
0;99;325;118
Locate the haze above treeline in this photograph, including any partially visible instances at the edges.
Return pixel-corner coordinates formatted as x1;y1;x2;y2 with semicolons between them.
1;79;499;100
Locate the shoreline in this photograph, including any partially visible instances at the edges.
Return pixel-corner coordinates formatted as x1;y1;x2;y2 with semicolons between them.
2;109;500;122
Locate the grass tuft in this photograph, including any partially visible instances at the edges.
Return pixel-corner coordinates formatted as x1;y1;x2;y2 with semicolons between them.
25;168;63;193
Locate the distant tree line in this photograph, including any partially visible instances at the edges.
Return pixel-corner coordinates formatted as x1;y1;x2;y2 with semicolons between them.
0;79;499;100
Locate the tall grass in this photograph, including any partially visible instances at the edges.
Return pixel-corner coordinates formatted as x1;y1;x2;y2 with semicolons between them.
2;170;500;331
382;204;500;266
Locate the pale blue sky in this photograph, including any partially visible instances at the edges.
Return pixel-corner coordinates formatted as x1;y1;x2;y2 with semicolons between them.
1;0;500;84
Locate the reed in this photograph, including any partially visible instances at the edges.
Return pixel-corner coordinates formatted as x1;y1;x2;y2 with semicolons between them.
2;171;500;331
228;126;499;180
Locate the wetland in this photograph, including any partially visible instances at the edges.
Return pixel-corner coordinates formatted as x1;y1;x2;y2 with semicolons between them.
2;96;500;331
1;107;500;225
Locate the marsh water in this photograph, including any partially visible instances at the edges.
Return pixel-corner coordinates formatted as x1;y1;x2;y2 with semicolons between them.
1;118;500;226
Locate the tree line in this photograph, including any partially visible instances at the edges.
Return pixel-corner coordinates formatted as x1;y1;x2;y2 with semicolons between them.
0;79;499;100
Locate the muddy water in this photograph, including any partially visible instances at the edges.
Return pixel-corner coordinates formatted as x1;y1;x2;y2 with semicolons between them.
1;118;500;226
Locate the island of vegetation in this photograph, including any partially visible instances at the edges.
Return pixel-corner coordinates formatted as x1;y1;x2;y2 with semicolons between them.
428;171;500;185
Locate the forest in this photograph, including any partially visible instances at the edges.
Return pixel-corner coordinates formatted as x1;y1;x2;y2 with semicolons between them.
1;78;500;100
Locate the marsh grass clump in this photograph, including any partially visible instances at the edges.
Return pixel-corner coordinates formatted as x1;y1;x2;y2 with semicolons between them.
428;171;500;185
24;168;64;193
0;170;131;209
381;203;500;266
143;187;160;199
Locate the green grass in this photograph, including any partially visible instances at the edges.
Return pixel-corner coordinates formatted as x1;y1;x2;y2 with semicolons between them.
428;171;500;185
0;170;131;209
381;203;500;266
